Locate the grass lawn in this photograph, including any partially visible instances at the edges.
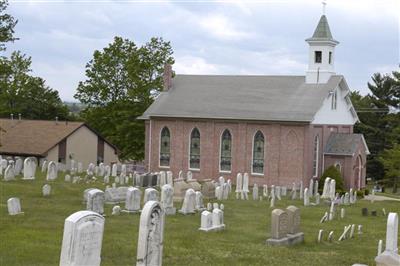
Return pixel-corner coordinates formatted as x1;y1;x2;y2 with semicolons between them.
1;171;399;266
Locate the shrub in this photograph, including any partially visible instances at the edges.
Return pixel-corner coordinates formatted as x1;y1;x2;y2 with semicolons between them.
319;165;345;193
356;190;364;198
364;188;369;195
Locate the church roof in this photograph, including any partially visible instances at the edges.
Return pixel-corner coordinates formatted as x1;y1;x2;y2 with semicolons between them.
306;15;339;43
139;75;345;122
324;133;370;156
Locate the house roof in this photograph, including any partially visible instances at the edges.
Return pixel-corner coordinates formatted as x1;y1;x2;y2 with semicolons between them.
0;119;117;157
139;74;344;122
324;133;370;156
306;15;339;44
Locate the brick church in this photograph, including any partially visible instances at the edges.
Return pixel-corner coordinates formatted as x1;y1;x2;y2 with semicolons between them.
139;14;369;190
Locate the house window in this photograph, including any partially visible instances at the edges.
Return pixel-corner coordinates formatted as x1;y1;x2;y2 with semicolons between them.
220;129;232;172
160;127;170;167
315;51;322;63
189;128;200;169
329;51;332;64
252;131;265;174
313;135;319;177
331;90;337;110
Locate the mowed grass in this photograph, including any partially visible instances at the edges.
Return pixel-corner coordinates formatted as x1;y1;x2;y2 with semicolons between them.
1;171;399;266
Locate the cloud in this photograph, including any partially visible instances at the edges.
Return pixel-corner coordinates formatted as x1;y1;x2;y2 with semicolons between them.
174;55;222;74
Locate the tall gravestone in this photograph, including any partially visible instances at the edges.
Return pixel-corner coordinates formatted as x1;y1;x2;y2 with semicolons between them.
161;184;175;215
144;188;159;204
60;210;105;266
46;161;58;181
4;165;15;181
123;187;141;213
136;201;165;266
14;157;23;175
23;157;37;180
235;173;243;199
375;212;400;266
87;189;105;215
179;189;196;215
242;173;249;200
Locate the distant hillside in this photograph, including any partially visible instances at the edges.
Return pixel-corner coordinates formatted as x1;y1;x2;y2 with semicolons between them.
64;102;86;114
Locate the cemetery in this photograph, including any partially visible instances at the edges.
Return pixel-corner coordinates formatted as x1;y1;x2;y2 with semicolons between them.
1;161;399;266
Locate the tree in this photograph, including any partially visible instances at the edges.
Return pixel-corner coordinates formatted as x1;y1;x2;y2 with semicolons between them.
0;0;17;52
319;165;345;193
379;144;400;192
0;51;69;119
351;68;400;181
75;36;174;160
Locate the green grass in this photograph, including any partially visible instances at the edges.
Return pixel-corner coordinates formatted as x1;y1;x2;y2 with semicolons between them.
1;171;399;266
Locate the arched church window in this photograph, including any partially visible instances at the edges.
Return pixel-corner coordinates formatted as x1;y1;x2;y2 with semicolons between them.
160;127;170;167
313;135;319;177
252;131;265;174
189;128;200;169
220;129;232;172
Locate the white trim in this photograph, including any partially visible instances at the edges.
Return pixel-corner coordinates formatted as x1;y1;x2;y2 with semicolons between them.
251;130;265;176
158;126;171;168
188;127;201;171
218;129;233;173
313;135;319;177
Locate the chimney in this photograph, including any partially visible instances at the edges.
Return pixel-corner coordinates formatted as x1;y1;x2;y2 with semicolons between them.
18;113;21;121
163;64;172;91
10;113;13;120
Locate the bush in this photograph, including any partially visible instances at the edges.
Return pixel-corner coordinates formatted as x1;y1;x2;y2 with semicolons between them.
364;188;369;195
319;165;345;193
356;190;364;198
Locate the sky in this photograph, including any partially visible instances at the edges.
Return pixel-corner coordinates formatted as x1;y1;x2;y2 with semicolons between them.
5;0;400;101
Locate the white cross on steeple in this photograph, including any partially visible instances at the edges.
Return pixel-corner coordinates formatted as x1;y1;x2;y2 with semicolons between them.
322;1;327;15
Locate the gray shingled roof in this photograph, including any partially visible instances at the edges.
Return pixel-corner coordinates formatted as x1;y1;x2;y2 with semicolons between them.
139;75;344;122
324;133;369;156
306;15;338;43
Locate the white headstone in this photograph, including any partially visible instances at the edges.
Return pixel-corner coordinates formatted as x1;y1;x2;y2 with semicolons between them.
304;188;310;206
144;188;159;204
46;161;58;181
86;189;105;215
161;184;175;215
159;171;167;187
187;171;193;181
195;191;205;211
242;173;249;200
42;184;51;197
111;164;118;177
14;157;23;175
65;174;71;182
7;197;23;215
112;205;121;215
235;173;243;199
199;210;213;231
123;187;141;213
23;157;36;180
252;184;258;200
59;210;105;266
136;201;165;266
4;165;15;181
166;171;173;186
179;189;196;215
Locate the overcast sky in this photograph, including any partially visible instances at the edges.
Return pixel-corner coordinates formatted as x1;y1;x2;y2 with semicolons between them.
5;0;400;101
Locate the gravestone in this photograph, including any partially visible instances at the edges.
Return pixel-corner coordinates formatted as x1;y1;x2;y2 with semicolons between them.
166;171;173;186
186;171;193;181
242;173;249;200
23;157;37;180
173;179;190;201
4;165;15;181
87;189;105;215
375;212;400;266
266;208;304;246
111;164;118;177
299;181;304;199
123;187;141;213
159;171;166;187
263;185;268;197
201;179;215;199
315;193;320;205
304;188;310;206
187;179;202;191
235;173;243;199
161;184;175;215
136;201;165;266
65;174;71;182
7;197;23;215
314;180;319;197
179;189;196;215
14;157;23;175
105;186;128;204
46;161;58;181
212;208;225;230
195;191;205;211
59;210;105;266
199;210;213;231
112;205;121;215
252;184;258;200
42;184;51;197
309;179;314;197
144;188;158;204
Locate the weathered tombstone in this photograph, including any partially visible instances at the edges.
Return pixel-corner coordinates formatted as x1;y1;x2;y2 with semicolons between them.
166;171;173;186
309;179;314;198
349;224;355;238
322;177;331;199
83;188;96;203
4;165;15;181
275;186;281;200
98;163;105;176
144;188;159;204
201;179;216;199
112;205;121;215
136;201;165;266
317;229;323;243
314;180;319;197
315;193;320;205
87;189;105;215
186;171;193;181
195;191;205;211
320;212;328;223
23;157;37;180
270;197;275;208
199;210;213;232
222;183;229;200
173;179;190;201
304;188;310;206
7;197;23;215
329;180;336;201
105;186;128;204
299;181;304;199
252;184;258;200
120;164;127;176
375;213;400;266
266;209;289;245
14;157;23;175
263;184;268;198
123;187;141;213
341;208;345;219
59;210;105;266
46;161;58;181
179;189;196;215
159;171;167;187
328;231;334;242
358;225;363;234
281;186;287;196
329;201;335;220
212;208;225;231
42;184;51;197
291;183;297;200
242;173;249;200
111;164;118;177
104;165;111;178
286;206;301;234
161;184;175;215
65;174;71;182
215;186;222;200
235;173;243;199
207;202;212;211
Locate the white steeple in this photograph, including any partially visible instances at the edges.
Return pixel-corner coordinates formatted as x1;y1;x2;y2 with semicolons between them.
305;13;339;84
